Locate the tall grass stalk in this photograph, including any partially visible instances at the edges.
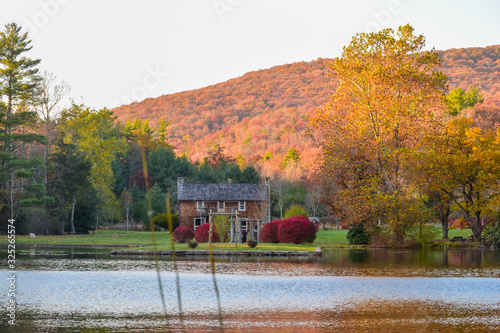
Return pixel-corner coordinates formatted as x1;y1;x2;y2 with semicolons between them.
140;138;171;331
167;193;186;328
208;229;224;332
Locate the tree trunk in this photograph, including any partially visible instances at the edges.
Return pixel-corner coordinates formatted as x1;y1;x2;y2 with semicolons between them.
469;211;483;241
60;205;65;236
438;196;451;239
95;209;99;235
8;89;14;221
70;198;76;234
10;173;14;220
126;208;129;231
44;120;49;185
441;205;450;239
442;218;449;239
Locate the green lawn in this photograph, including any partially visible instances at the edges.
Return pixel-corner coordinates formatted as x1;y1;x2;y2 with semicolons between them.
1;227;476;251
447;228;474;238
0;230;166;247
1;229;336;251
314;229;350;247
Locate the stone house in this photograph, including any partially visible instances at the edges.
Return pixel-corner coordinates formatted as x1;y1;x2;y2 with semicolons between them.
177;177;271;242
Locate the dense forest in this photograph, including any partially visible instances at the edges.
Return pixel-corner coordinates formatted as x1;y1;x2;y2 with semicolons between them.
113;45;500;180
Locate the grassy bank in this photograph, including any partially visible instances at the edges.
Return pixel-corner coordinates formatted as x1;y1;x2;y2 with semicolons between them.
0;230;322;251
1;230;162;247
1;228;476;251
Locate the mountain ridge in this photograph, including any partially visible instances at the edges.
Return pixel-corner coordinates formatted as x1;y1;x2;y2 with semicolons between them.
112;45;500;178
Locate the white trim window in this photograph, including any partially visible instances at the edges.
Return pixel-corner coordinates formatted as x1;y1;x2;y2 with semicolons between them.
218;201;224;210
194;217;204;229
197;201;204;211
240;218;248;231
239;201;246;211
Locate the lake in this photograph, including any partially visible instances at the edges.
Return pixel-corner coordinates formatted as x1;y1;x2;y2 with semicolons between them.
1;246;499;332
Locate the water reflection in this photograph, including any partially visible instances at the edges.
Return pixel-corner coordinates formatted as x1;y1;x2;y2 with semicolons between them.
321;248;500;277
1;272;499;332
347;249;370;263
1;246;499;277
0;246;499;332
3;305;500;333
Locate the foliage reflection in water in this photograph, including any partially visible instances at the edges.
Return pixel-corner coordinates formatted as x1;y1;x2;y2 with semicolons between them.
0;246;499;332
3;246;499;277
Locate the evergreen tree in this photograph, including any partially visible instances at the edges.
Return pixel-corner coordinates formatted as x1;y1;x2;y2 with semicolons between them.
0;23;47;219
48;136;92;235
446;87;484;116
141;183;166;226
240;166;261;183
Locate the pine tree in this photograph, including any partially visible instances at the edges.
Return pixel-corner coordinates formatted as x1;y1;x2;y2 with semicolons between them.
0;23;47;219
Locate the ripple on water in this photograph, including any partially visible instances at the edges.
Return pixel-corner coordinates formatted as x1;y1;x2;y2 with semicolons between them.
0;246;499;332
4;255;500;278
1;271;498;314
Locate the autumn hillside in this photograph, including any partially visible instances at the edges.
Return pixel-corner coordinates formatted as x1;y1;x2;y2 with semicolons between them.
112;45;500;178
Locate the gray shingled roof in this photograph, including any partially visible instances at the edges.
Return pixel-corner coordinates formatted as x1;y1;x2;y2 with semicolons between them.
178;183;266;201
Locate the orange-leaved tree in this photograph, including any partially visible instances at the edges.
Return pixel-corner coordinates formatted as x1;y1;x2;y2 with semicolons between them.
310;24;448;244
410;87;485;240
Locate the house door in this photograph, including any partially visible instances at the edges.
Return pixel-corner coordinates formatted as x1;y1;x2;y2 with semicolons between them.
240;219;248;242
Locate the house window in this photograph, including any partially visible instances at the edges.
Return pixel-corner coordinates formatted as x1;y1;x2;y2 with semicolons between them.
239;201;246;211
194;217;204;229
240;219;248;231
218;201;224;210
197;201;204;211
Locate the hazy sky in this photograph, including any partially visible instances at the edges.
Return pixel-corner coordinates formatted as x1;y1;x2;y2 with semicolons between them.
3;0;500;109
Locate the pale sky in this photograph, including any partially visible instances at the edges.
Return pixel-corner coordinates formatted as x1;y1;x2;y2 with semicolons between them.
2;0;500;109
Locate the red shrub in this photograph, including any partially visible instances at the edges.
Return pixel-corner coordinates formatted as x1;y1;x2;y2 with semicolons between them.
172;226;195;243
278;216;317;244
194;223;220;243
260;220;282;243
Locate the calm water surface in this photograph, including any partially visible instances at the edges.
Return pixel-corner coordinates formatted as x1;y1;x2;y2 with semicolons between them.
1;246;499;332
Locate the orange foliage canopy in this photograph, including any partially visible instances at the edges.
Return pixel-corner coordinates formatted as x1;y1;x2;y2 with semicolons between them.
112;44;500;180
310;25;448;243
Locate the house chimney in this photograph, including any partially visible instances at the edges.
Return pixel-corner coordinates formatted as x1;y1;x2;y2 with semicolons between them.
228;179;232;184
177;177;184;198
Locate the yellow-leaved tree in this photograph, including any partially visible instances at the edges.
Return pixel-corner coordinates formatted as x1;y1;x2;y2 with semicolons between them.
419;118;500;241
60;103;127;225
310;25;448;245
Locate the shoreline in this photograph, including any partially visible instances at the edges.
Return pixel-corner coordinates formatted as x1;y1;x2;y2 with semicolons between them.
1;243;143;248
1;243;490;251
110;249;322;257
